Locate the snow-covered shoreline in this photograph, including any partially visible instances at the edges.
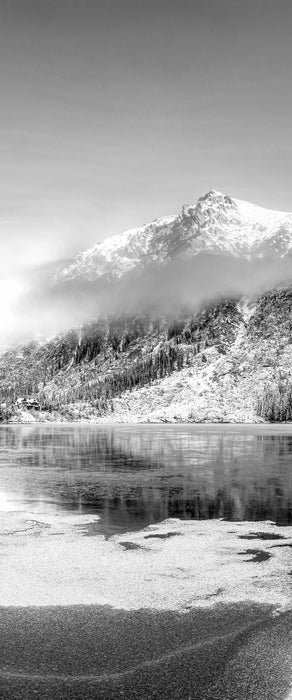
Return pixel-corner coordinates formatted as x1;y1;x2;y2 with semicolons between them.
1;511;292;611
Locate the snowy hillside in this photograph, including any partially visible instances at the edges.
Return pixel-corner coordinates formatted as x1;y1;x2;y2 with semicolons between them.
1;287;292;424
57;190;292;282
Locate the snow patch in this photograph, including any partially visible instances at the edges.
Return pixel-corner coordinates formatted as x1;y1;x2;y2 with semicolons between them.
1;512;292;610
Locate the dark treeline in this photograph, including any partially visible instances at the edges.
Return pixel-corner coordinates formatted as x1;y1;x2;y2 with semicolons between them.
37;344;189;411
257;382;292;421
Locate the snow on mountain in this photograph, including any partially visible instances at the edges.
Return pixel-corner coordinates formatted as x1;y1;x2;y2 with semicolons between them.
189;190;292;257
57;190;292;283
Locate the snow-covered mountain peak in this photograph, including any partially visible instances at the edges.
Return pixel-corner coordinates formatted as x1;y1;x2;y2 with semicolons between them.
189;189;238;227
198;188;234;205
57;190;292;283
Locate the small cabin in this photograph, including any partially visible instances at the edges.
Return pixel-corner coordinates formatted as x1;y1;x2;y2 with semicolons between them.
24;399;41;410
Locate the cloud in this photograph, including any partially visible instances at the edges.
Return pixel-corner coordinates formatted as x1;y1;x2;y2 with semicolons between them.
109;254;292;315
3;252;292;346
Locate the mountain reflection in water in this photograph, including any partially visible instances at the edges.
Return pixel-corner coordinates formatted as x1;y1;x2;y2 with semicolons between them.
0;424;292;535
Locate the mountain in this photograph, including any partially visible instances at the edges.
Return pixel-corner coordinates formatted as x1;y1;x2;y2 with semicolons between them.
2;189;292;424
57;190;292;284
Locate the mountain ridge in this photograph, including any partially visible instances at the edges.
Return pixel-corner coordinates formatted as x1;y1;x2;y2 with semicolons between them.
57;190;292;284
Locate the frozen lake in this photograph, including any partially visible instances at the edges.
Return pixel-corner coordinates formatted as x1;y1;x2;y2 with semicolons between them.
1;423;292;535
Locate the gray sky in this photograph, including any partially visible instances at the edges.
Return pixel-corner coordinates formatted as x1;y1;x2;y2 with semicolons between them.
0;0;292;335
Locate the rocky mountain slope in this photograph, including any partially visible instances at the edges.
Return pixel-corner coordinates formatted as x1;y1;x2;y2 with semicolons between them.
2;189;292;423
57;190;292;284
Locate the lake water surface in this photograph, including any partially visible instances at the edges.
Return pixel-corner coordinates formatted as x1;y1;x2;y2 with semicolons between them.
1;423;292;536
